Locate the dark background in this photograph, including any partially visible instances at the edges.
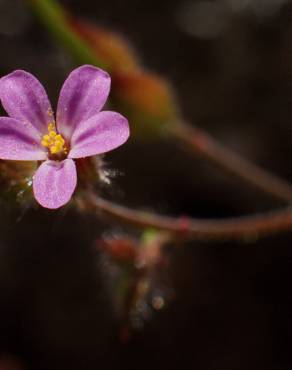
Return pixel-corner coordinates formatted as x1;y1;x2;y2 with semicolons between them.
0;0;292;369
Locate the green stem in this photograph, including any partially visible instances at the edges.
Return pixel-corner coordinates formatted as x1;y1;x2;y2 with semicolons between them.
26;0;107;68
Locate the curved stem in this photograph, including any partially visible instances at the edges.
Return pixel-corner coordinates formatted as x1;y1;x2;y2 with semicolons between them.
172;122;292;203
84;193;292;241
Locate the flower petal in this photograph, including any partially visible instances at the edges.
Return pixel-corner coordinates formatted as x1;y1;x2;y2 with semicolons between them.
56;65;111;140
0;117;46;160
0;70;53;134
33;159;77;209
68;111;130;159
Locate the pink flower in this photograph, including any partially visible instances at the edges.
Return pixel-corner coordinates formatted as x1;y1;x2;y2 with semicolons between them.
0;65;129;209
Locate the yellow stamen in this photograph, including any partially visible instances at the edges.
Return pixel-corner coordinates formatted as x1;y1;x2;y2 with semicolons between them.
41;123;67;156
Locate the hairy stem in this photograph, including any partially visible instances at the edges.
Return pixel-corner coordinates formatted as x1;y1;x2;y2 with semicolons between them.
83;193;292;241
172;122;292;203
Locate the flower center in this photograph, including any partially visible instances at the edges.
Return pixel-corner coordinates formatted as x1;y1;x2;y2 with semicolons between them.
41;123;67;156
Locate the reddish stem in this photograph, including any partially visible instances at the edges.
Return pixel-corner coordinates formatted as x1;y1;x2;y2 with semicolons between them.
172;122;292;203
84;193;292;241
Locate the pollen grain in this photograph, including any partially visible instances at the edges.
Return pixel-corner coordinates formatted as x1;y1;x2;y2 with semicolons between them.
41;123;67;155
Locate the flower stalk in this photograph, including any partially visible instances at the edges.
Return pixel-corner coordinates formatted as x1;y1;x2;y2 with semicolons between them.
172;122;292;203
83;192;292;241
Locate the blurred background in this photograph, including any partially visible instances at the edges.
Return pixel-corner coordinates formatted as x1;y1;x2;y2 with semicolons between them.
0;0;292;369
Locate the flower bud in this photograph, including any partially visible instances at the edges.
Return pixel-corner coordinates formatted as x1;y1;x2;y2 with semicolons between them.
96;232;171;337
67;17;139;73
67;16;179;137
97;237;137;263
112;71;178;137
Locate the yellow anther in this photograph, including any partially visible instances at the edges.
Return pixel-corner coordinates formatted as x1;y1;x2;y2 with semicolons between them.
41;123;67;156
42;134;50;141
